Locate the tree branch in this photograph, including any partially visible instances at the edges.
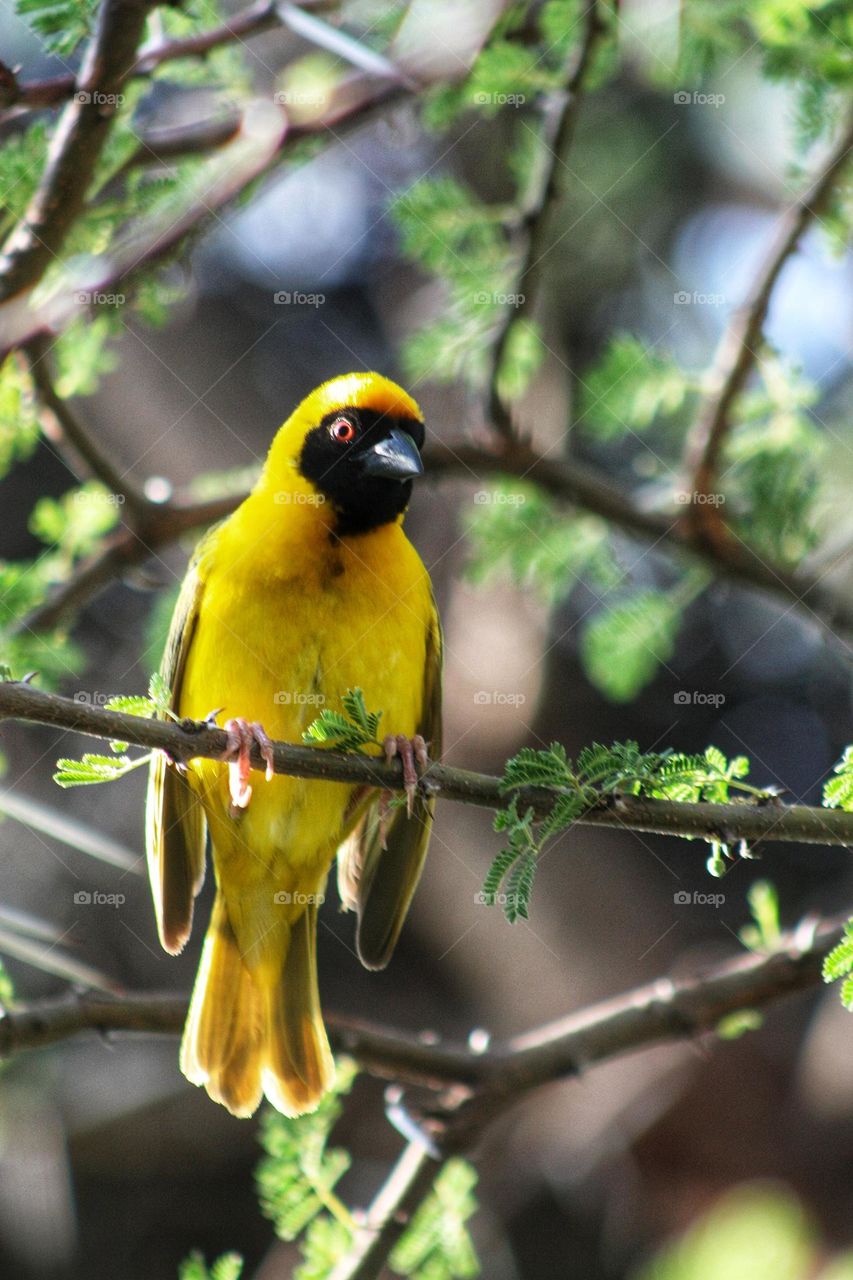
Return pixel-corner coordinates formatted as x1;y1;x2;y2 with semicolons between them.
328;1141;442;1280
682;109;853;548
486;0;605;439
0;913;844;1094
0;0;154;301
2;680;853;849
24;334;150;515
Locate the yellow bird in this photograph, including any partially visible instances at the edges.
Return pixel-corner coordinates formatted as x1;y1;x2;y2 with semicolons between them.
146;372;441;1117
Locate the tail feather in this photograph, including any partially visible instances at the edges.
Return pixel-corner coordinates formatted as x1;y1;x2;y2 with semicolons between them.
180;894;265;1117
264;901;335;1116
180;893;333;1118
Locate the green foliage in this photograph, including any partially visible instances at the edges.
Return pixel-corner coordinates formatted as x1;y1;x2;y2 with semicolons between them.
16;0;98;56
294;1215;352;1280
256;1058;357;1241
53;751;151;788
391;177;512;390
722;359;823;563
303;688;383;751
580;589;683;703
579;335;692;441
824;746;853;812
178;1252;243;1280
0;123;49;241
0;955;16;1008
465;482;618;604
823;921;853;1010
0;358;40;478
52;675;171;787
739;880;782;952
30;482;122;566
716;1010;764;1040
483;742;757;923
632;1182;816;1280
390;1160;480;1279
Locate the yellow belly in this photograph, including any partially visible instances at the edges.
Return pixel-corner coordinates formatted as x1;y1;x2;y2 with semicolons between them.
178;507;431;967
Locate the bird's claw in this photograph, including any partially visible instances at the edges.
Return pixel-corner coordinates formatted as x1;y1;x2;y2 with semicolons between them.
384;733;429;818
223;717;275;813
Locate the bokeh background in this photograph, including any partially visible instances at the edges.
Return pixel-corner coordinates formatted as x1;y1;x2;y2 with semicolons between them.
2;1;853;1277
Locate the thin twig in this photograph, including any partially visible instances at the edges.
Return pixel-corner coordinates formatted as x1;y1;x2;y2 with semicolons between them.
328;1142;442;1280
13;492;249;635
487;0;605;439
0;912;845;1090
682;109;853;548
24;334;150;515
0;0;154;301
3;681;853;848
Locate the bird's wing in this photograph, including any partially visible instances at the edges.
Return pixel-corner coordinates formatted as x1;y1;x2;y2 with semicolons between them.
338;601;443;970
145;555;209;955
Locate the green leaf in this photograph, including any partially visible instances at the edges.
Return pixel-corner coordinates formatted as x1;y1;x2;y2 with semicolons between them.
53;752;150;788
824;747;853;811
256;1058;357;1242
495;318;545;404
390;1159;479;1279
295;1215;353;1279
16;0;98;56
303;689;382;751
580;589;683;702
179;1252;243;1280
579;335;691;441
717;1010;764;1040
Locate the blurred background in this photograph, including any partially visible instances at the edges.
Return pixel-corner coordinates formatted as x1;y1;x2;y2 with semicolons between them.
1;0;853;1277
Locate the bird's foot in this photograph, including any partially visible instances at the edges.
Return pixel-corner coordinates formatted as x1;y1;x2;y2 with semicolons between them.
384;733;429;818
223;717;275;814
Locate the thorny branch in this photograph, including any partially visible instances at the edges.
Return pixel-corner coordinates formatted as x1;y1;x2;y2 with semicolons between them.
3;680;853;849
487;0;605;439
682;109;853;549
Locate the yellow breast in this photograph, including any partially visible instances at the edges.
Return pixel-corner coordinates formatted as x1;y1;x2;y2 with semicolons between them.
179;490;432;914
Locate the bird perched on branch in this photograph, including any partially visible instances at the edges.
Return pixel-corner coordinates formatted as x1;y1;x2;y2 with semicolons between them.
146;372;442;1117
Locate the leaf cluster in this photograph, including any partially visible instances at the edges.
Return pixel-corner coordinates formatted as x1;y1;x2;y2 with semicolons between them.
483;742;756;922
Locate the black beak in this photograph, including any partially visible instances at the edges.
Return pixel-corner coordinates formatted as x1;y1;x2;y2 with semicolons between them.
361;428;424;481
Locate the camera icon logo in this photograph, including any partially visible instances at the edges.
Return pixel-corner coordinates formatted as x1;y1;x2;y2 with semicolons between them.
673;891;691;905
273;891;292;904
673;690;691;705
74;890;93;905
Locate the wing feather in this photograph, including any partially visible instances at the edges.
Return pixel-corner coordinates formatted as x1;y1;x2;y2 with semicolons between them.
339;602;443;971
145;560;208;955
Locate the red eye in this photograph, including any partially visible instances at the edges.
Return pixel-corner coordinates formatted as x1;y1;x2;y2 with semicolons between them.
330;417;356;443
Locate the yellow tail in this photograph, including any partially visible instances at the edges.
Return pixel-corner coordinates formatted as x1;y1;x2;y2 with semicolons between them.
180;893;334;1117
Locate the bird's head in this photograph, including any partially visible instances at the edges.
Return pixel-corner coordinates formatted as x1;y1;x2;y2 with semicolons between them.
260;372;426;536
